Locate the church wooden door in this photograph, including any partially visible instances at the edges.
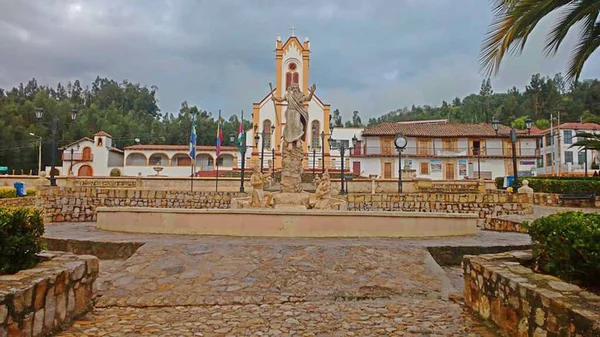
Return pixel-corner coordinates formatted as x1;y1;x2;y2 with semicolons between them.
78;165;93;177
352;161;361;176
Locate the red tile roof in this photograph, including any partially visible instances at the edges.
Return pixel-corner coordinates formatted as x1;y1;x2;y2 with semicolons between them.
124;144;238;151
94;131;113;138
109;147;124;154
58;137;94;150
536;122;600;134
362;123;538;138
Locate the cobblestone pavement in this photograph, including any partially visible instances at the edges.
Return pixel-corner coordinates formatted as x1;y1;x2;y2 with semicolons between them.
51;224;512;336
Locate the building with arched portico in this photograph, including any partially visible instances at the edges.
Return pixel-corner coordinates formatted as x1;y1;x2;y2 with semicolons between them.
58;131;239;177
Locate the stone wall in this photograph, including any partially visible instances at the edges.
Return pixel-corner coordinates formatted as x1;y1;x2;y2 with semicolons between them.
0;174;498;193
347;192;533;219
533;192;600;208
464;251;600;337
0;251;99;337
39;187;246;222
0;197;37;208
483;217;528;233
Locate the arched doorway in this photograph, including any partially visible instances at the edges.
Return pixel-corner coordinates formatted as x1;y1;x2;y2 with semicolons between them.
78;165;93;176
82;147;92;161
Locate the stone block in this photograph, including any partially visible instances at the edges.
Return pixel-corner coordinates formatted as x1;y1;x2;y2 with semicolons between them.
67;289;75;314
44;287;56;328
74;285;89;314
0;305;6;324
32;309;44;336
56;292;66;322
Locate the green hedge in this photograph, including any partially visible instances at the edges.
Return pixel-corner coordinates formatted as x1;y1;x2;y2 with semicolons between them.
495;177;600;193
526;212;600;287
0;207;45;274
0;187;36;199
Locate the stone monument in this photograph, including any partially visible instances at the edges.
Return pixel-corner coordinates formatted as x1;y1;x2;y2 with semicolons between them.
310;170;346;210
269;82;316;209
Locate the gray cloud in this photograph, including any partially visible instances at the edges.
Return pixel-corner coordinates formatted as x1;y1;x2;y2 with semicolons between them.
0;0;598;122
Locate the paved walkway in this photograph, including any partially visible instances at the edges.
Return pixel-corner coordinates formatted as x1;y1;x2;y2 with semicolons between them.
48;223;528;336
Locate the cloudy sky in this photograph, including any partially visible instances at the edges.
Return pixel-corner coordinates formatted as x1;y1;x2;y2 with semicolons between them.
1;0;599;121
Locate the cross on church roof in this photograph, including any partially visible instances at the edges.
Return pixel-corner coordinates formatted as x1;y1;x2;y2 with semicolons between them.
290;26;297;36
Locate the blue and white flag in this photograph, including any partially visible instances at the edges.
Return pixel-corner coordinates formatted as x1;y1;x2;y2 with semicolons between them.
189;115;197;160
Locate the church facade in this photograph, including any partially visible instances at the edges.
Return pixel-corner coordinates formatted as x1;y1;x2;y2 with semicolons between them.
248;33;332;170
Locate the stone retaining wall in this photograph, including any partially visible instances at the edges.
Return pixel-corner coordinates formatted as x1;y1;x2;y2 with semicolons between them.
0;251;99;337
39;187;533;222
0;197;37;208
464;251;600;337
534;192;600;208
347;192;532;219
483;217;528;233
39;187;246;222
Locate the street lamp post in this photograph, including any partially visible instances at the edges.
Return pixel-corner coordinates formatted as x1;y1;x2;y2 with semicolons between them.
35;107;79;186
272;147;275;178
492;117;529;193
69;144;80;176
29;132;42;176
320;131;326;174
255;124;276;173
394;135;407;194
312;147;317;180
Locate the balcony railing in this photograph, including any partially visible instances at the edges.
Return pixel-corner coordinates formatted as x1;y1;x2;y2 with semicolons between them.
436;149;468;157
62;153;93;161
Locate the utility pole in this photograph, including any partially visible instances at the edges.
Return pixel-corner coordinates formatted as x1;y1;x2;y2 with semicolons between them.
557;111;562;177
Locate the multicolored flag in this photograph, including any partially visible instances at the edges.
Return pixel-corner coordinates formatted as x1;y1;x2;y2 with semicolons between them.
237;122;244;153
216;111;223;157
189;115;197;159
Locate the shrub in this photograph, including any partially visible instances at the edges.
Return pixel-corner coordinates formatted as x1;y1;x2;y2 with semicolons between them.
496;177;600;193
526;211;600;287
0;207;45;274
0;188;36;198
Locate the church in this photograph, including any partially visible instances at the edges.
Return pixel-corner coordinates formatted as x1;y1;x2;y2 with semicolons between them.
248;31;339;171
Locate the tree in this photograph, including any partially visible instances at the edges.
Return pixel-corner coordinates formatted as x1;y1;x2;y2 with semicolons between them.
351;110;363;127
480;0;600;81
332;108;343;127
480;78;493;122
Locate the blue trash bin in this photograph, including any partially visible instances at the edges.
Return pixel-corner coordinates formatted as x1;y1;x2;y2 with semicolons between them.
505;176;514;189
13;182;25;197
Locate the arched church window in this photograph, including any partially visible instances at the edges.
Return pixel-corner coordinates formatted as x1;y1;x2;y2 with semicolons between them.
263;119;272;149
286;62;299;89
311;120;320;149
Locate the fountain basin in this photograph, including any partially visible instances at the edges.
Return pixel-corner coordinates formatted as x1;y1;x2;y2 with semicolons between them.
96;207;478;237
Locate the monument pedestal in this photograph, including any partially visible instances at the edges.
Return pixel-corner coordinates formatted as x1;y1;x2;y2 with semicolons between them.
272;192;310;210
280;142;304;193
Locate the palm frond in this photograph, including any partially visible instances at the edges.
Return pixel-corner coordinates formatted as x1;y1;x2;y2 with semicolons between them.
479;0;586;77
544;0;600;56
566;19;600;81
570;131;600;150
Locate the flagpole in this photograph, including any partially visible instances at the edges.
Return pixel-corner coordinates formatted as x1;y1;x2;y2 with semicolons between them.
215;110;222;193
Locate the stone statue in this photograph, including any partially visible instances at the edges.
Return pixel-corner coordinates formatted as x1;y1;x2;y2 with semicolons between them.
250;163;273;207
271;82;316;150
312;171;345;210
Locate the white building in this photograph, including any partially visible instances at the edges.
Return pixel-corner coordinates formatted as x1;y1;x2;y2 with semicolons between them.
59;131;239;177
356;122;541;180
59;131;124;177
123;144;238;177
535;122;600;177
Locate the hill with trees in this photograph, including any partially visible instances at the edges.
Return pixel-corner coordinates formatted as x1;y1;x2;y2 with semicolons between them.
1;73;599;173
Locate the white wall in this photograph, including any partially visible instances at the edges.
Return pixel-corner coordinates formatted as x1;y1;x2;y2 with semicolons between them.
108;152;123;167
